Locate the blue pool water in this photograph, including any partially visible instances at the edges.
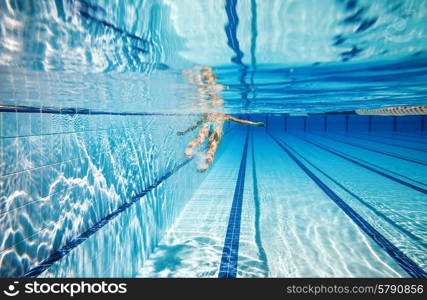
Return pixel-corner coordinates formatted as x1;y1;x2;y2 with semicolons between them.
0;0;426;278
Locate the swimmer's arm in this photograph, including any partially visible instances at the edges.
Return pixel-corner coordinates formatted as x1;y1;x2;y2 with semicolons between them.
226;115;265;127
177;114;208;135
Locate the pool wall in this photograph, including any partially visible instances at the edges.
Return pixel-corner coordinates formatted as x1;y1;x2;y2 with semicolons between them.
0;112;211;277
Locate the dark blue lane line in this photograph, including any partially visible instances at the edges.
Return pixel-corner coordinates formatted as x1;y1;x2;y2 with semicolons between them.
275;135;427;249
72;0;169;72
218;128;250;278
74;0;152;48
291;134;427;195
224;0;244;66
400;132;427;139
78;10;152;51
311;132;427;166
73;0;163;65
355;132;427;146
23;127;238;278
224;0;250;108
251;130;269;276
353;131;427;147
345;115;349;132
0;105;201;116
268;133;427;278
337;132;427;153
250;0;258;73
308;133;427;188
249;0;258;108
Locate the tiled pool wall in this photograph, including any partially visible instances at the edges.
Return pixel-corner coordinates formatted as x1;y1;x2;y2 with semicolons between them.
0;112;210;277
257;114;426;133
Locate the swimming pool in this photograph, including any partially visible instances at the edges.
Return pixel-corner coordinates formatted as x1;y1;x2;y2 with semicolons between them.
0;0;426;278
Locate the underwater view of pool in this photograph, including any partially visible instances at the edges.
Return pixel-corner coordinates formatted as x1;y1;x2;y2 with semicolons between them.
0;0;426;278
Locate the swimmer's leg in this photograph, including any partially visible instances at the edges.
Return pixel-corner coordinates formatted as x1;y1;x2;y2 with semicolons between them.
198;127;223;172
185;124;209;159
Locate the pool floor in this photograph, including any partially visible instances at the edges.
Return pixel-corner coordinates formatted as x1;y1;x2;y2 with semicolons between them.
137;127;427;277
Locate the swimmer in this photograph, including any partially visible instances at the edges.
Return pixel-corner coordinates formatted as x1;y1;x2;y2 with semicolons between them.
183;66;229;99
180;66;261;172
177;112;264;172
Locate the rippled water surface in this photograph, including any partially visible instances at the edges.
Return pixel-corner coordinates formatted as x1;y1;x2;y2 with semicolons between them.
1;0;427;113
